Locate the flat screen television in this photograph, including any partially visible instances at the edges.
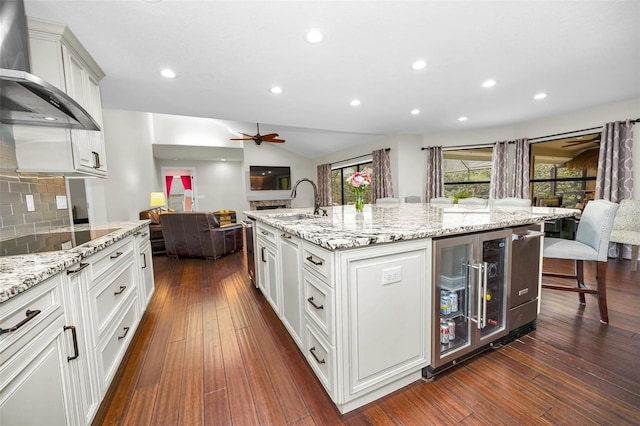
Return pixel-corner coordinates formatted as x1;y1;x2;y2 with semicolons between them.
250;166;291;190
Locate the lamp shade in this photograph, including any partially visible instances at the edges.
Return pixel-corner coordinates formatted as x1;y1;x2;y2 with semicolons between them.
149;192;166;207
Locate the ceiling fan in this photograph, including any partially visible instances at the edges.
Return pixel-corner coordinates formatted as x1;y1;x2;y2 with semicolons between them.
230;123;285;145
562;134;600;148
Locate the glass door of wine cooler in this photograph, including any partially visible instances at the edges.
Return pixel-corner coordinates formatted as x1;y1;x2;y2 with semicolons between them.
431;229;511;370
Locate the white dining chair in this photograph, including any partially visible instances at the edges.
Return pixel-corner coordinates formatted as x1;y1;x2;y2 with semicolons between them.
404;196;422;203
457;197;488;206
608;199;640;271
429;197;453;205
492;197;531;207
376;197;400;204
541;199;619;323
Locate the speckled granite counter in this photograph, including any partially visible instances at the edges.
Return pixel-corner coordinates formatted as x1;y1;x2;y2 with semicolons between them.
0;221;150;303
244;204;580;250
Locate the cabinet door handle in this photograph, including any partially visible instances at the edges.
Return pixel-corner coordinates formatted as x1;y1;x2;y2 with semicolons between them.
117;326;130;340
309;346;326;364
92;151;101;169
141;232;149;238
114;286;127;296
67;262;89;275
64;325;79;361
261;247;266;263
307;297;324;310
0;309;41;335
110;251;123;259
281;233;291;239
306;255;323;266
261;230;269;236
141;252;147;269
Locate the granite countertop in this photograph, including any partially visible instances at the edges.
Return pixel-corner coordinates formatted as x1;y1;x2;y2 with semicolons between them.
0;221;150;304
245;204;580;250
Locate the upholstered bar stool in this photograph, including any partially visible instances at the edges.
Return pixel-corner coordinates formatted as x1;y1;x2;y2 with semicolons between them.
492;197;531;207
457;197;488;207
429;197;453;205
376;198;400;204
542;199;619;323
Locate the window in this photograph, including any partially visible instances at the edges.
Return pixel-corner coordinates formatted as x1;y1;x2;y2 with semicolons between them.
442;147;493;200
530;133;599;209
331;161;373;205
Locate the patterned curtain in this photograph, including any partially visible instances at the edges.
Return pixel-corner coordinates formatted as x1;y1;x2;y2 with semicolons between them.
372;149;394;201
511;138;530;199
316;163;332;207
490;141;508;199
423;146;443;201
596;120;634;202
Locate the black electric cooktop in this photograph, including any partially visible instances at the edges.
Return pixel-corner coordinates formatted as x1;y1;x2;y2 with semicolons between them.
0;228;118;257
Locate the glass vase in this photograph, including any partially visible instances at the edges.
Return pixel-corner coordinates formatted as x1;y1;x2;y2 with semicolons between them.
354;187;364;212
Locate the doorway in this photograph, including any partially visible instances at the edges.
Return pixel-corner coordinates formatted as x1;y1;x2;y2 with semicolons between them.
161;167;197;212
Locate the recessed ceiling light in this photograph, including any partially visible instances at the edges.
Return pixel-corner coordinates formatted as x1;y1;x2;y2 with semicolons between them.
481;79;497;88
411;60;427;71
411;109;420;115
270;86;283;94
350;99;361;107
160;69;176;79
220;158;226;161
457;116;468;122
305;29;324;43
534;92;548;100
43;116;57;121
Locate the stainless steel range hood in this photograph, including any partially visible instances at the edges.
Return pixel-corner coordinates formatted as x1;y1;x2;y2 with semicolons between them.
0;0;100;131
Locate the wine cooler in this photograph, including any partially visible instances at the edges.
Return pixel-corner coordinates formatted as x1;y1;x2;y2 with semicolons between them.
425;229;511;377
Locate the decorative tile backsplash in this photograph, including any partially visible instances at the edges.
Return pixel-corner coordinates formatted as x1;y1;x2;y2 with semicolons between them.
0;124;70;241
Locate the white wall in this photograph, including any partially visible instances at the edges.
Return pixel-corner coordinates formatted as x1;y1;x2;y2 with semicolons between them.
96;109;159;222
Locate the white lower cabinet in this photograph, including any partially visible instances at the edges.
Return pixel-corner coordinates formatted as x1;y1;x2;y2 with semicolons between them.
279;232;303;348
254;226;432;414
0;275;74;425
0;228;152;425
135;229;155;312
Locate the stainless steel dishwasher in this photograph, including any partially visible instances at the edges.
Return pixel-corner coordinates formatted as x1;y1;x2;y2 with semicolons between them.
504;224;545;342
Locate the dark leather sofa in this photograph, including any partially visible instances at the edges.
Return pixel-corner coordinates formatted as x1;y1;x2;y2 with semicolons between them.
159;212;243;260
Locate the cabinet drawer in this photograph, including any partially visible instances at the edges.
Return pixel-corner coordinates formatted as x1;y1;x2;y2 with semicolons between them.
87;259;136;342
256;223;277;245
95;297;138;392
303;242;333;284
304;272;334;344
90;237;134;284
304;323;335;397
0;275;63;364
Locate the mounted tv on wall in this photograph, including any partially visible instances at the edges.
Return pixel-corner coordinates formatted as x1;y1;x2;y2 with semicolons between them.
250;166;291;190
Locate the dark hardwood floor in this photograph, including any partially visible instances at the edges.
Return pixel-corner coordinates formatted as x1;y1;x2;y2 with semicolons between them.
95;251;640;425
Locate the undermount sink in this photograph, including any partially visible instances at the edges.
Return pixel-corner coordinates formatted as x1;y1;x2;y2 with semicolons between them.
276;214;317;222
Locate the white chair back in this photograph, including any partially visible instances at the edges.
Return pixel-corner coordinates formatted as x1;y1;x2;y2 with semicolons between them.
404;196;422;203
492;197;531;207
376;197;399;204
457;197;488;206
575;199;619;262
429;197;453;205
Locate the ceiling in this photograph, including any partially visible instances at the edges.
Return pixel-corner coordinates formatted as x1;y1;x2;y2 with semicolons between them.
23;1;640;159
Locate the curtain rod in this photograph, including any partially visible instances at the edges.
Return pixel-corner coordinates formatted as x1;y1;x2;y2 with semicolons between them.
331;148;390;165
421;144;493;151
420;118;639;149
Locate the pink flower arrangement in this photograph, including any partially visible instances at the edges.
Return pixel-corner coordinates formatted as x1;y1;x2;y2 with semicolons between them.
347;170;372;188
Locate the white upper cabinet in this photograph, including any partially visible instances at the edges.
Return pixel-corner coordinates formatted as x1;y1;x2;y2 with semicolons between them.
14;18;107;177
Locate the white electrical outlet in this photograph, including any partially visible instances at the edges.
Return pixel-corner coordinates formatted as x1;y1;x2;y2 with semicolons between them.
382;266;402;285
25;194;35;212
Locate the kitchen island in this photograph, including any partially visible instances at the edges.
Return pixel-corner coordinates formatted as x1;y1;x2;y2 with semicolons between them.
244;203;579;413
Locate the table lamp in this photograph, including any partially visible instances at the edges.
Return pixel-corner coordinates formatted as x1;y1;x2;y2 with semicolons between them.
149;192;166;208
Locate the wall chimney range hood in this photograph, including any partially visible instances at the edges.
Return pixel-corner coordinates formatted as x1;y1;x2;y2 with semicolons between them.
0;0;101;131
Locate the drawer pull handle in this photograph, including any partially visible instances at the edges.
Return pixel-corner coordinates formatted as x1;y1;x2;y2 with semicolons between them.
117;326;130;340
0;309;41;335
306;256;323;266
281;233;291;239
261;230;269;236
67;262;89;275
309;346;326;364
114;286;127;296
64;325;79;361
142;232;149;238
110;251;123;260
307;297;324;310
